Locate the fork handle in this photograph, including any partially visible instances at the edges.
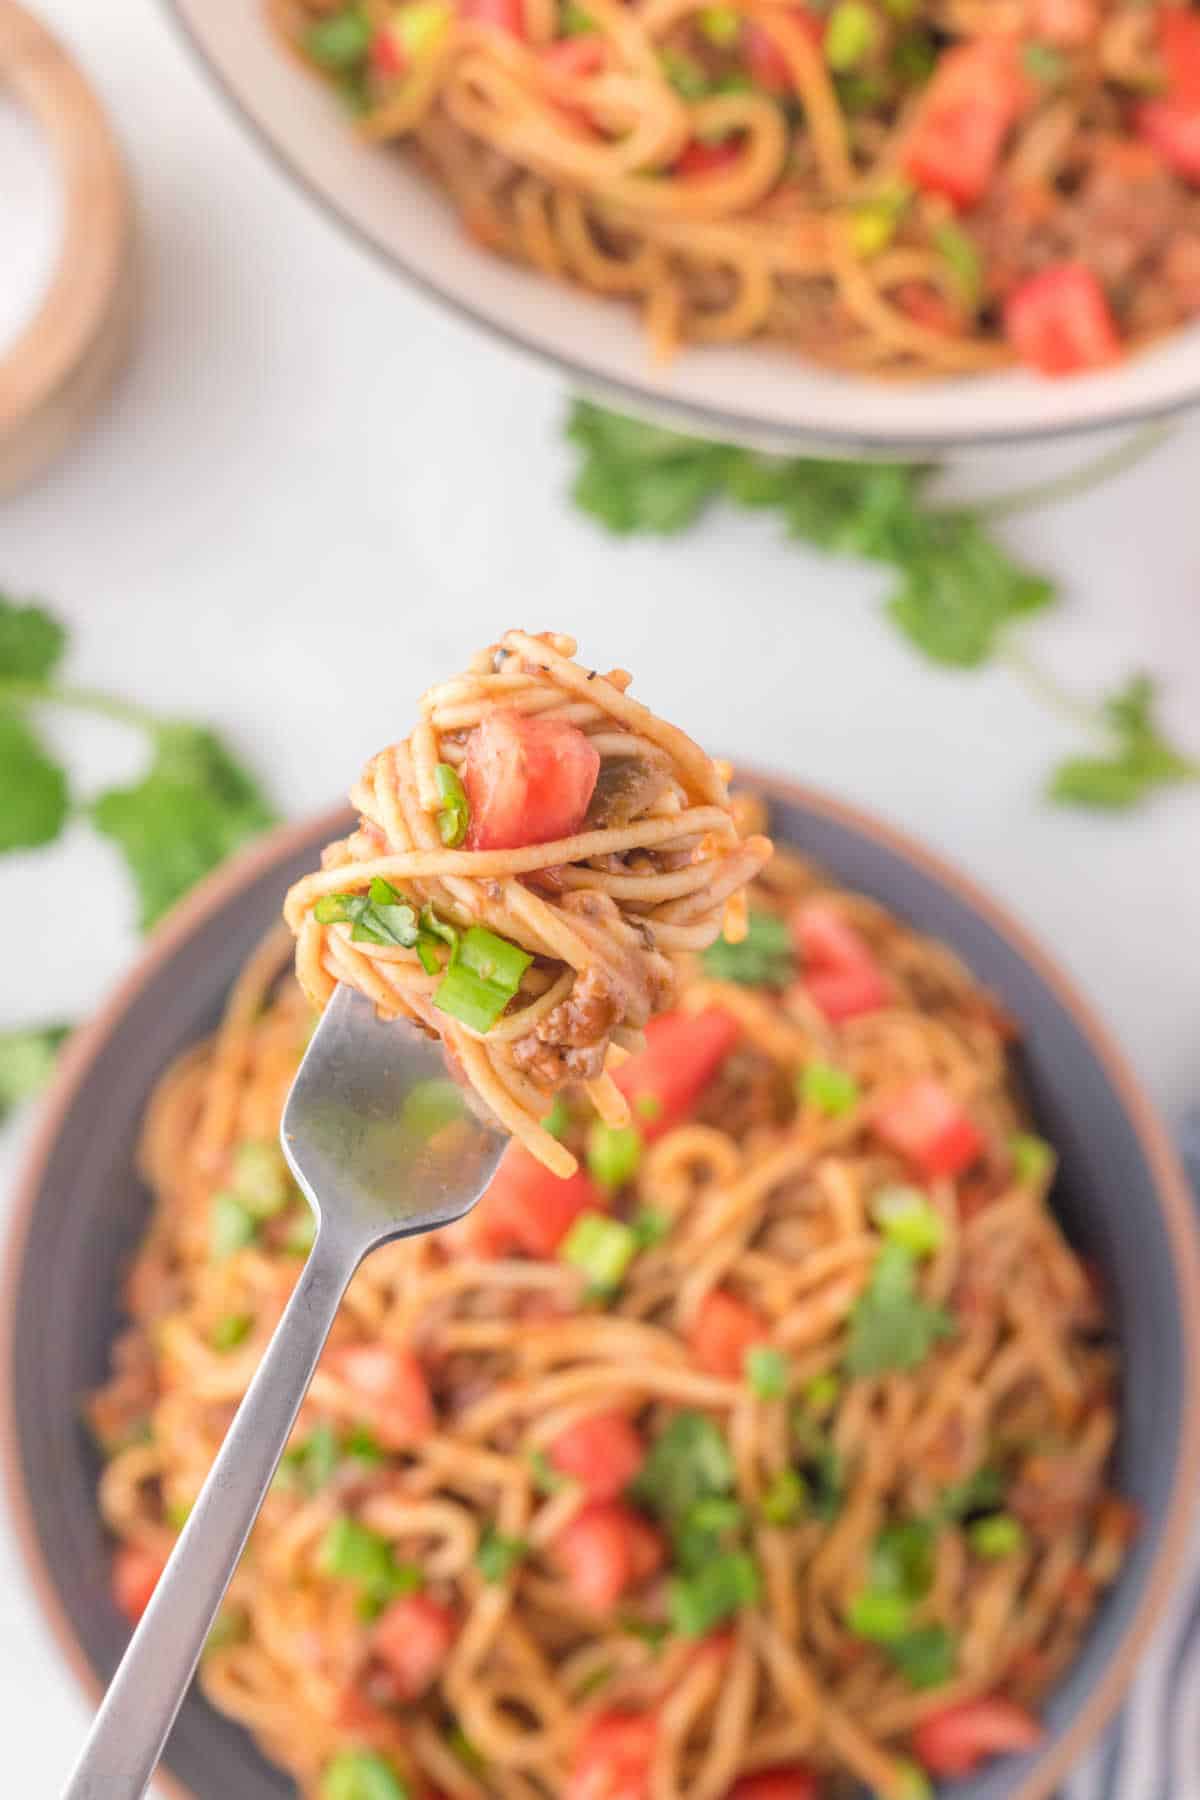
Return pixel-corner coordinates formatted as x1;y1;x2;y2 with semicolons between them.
62;1221;364;1800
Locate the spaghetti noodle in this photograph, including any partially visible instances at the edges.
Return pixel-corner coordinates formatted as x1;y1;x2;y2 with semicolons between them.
273;0;1200;375
92;807;1131;1800
284;630;771;1176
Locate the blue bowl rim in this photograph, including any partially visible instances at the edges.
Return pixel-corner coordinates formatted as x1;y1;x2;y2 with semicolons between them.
3;770;1199;1800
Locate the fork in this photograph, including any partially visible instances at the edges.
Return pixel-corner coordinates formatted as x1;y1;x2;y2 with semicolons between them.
62;984;507;1800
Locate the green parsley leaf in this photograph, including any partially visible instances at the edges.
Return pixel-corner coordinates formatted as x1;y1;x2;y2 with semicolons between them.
968;1513;1026;1559
889;1622;957;1688
701;909;795;988
275;1423;341;1496
746;1345;789;1398
0;595;66;681
566;402;732;534
668;1549;760;1636
529;1449;566;1494
0;708;69;851
91;724;275;929
761;1467;808;1526
320;1749;409;1800
1050;674;1198;811
304;6;371;70
633;1411;735;1521
0;1023;68;1124
210;1312;253;1352
886;517;1054;668
937;1467;1005;1523
845;1243;953;1377
476;1529;529;1583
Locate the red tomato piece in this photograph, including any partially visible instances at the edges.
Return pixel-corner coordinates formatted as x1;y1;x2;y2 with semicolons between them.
555;1502;665;1612
728;1768;821;1800
1138;97;1200;182
459;0;526;33
895;282;964;338
791;901;889;1023
541;36;607;77
112;1544;166;1625
872;1077;986;1181
371;1594;458;1700
550;1412;645;1500
614;1008;741;1138
369;26;408;78
464;1146;603;1259
913;1698;1043;1778
1160;4;1200;106
688;1288;768;1379
567;1712;658;1800
675;138;742;177
1003;263;1121;374
901;39;1028;209
463;710;600;850
327;1343;434;1449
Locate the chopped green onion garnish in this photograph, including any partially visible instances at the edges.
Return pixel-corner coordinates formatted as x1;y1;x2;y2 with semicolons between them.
800;1061;860;1117
938;1467;1004;1522
1010;1131;1053;1185
305;6;371;70
699;5;740;46
870;1185;946;1258
825;0;877;71
635;1092;663;1122
346;1425;387;1466
232;1140;291;1218
275;1423;340;1495
320;1749;410;1800
446;1725;486;1773
934;222;982;311
968;1513;1026;1559
632;1207;670;1248
434;762;469;847
542;1095;571;1140
800;1371;840;1415
393;0;452;59
668;1550;760;1636
659;46;711;99
314;881;423;949
889;1760;935;1800
701;909;794;988
1023;40;1066;85
746;1344;789;1399
210;1312;253;1353
165;1498;193;1531
529;1449;566;1494
586;1122;642;1191
761;1467;808;1526
846;1586;912;1643
319;1516;421;1604
561;0;595;31
476;1529;529;1583
210;1191;257;1261
870;1520;935;1600
561;1211;638;1291
204;1606;247;1655
434;925;533;1033
890;1623;956;1689
672;1495;746;1572
633;1412;735;1521
284;1205;318;1256
845;1243;954;1376
850;202;899;259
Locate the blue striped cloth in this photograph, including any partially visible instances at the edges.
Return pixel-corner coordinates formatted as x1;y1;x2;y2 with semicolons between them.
1068;1116;1200;1800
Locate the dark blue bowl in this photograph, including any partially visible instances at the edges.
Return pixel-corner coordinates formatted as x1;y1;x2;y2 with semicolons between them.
5;777;1198;1800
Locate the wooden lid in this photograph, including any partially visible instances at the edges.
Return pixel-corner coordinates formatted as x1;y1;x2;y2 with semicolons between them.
0;1;136;494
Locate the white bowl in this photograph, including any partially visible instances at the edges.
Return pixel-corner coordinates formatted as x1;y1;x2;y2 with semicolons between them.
169;0;1200;453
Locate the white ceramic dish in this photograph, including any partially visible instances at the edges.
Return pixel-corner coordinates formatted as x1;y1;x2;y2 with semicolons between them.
168;0;1200;454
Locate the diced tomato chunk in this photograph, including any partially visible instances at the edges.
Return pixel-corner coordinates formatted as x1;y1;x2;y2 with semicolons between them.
1160;5;1200;107
112;1544;165;1625
688;1288;767;1379
872;1077;986;1181
567;1712;658;1800
1003;263;1121;375
462;710;600;850
541;36;607;77
327;1343;434;1449
459;0;526;33
902;39;1028;209
675;138;742;177
614;1009;741;1138
464;1146;603;1259
728;1768;821;1800
913;1698;1043;1778
369;26;408;78
1138;98;1200;182
550;1412;645;1500
791;901;889;1023
371;1594;457;1700
555;1502;666;1612
895;282;964;338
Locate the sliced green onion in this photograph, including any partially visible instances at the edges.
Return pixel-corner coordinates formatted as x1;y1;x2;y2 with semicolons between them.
632;1207;670;1248
938;1467;1004;1521
668;1550;760;1636
542;1095;571;1140
870;1185;946;1258
446;1724;486;1773
934;221;982;311
760;1467;808;1526
345;1425;387;1466
701;909;793;988
1010;1131;1053;1186
284;1205;318;1256
846;1586;912;1643
434;761;469;847
529;1448;566;1494
476;1529;529;1583
419;904;458;974
635;1092;663;1122
319;1516;421;1604
659;46;711;99
210;1191;257;1261
232;1140;291;1218
275;1423;340;1495
586;1121;642;1191
320;1749;410;1800
204;1607;248;1655
800;1061;860;1117
699;5;741;46
434;925;533;1033
561;0;595;30
968;1513;1027;1559
888;1761;935;1800
314;882;422;949
561;1211;638;1291
1023;40;1066;85
800;1371;840;1415
393;0;453;59
305;6;371;70
890;1623;956;1689
210;1312;253;1353
850;202;899;259
746;1344;789;1399
825;1;877;71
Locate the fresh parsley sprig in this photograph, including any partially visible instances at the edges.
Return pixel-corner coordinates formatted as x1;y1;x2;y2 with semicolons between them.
564;404;1195;811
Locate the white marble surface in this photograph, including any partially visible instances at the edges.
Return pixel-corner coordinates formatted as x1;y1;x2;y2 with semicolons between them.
2;0;1200;1790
